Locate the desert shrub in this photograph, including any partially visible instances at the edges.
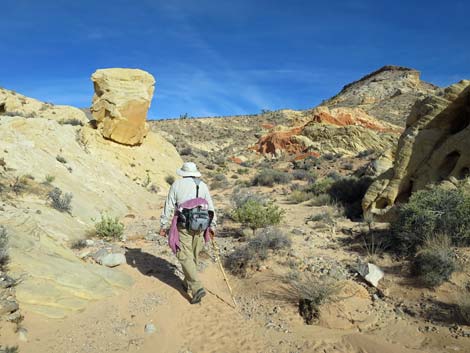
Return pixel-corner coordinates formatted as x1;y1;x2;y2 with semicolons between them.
60;118;83;126
280;272;342;325
231;199;284;236
292;169;315;182
252;169;292;187
44;174;55;184
213;173;227;181
224;227;291;277
328;176;373;220
231;174;239;179
0;226;9;270
308;193;333;206
94;213;124;240
210;174;229;189
321;153;336;161
213;155;226;166
237;168;249;175
205;164;216;170
305;177;334;196
357;149;374;158
48;187;73;213
293;155;319;170
11;176;27;195
288;190;314;204
231;188;267;208
411;234;457;287
180;147;192;156
56;155;67;164
392;187;470;254
165;175;175;185
343;162;354;170
0;346;19;353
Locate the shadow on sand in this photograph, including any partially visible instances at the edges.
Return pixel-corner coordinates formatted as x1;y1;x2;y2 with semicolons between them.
125;248;191;301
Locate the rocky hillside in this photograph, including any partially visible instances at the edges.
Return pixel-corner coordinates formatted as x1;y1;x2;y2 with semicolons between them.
152;65;435;165
0;74;182;319
323;65;438;126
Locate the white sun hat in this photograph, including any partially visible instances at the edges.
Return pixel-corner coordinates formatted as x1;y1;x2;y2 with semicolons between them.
176;162;202;178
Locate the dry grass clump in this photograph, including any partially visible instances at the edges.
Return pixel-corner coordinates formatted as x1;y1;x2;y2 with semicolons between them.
224;227;291;277
411;234;457;287
165;175;175;185
279;272;343;325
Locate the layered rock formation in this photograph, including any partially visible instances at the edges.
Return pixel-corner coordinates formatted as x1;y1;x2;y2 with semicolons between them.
0;92;182;318
252;107;400;158
0;88;88;125
91;68;155;146
324;65;438;126
363;80;470;218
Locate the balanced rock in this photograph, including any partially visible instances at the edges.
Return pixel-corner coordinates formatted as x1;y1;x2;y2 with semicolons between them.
91;68;155;145
363;80;470;218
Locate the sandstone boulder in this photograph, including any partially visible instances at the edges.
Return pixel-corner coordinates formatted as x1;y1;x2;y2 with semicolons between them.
363;80;470;218
91;68;155;145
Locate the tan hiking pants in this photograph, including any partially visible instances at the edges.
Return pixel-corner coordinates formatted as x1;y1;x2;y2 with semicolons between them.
176;227;204;295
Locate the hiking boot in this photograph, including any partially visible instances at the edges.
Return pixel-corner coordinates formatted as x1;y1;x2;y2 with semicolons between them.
191;288;206;304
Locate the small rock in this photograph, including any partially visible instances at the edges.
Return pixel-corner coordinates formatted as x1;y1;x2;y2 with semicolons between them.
92;248;108;262
291;228;305;236
0;275;16;289
78;250;91;259
357;262;384;287
144;323;156;334
99;253;126;267
18;327;28;342
85;239;95;246
0;300;19;315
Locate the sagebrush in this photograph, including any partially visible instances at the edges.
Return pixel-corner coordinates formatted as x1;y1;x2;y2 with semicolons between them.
94;213;124;240
252;169;292;187
48;187;73;213
231;199;284;235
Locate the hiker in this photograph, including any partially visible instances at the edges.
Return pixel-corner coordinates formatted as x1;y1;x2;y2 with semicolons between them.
159;162;216;304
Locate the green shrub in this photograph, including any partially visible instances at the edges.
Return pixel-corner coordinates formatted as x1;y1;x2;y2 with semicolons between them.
308;193;333;206
411;235;457;287
393;187;470;254
165;175;175;185
237;168;249;175
44;174;55;184
0;346;19;353
252;169;292;187
48;187;72;213
180;147;192;156
224;227;291;277
231;199;284;236
305;178;334;196
60;118;83;126
94;213;124;240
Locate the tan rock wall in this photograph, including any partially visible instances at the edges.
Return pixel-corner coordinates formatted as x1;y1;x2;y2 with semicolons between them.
363;80;470;218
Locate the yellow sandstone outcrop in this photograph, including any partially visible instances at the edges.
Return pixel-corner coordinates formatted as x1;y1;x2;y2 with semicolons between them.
91;68;155;146
363;80;470;218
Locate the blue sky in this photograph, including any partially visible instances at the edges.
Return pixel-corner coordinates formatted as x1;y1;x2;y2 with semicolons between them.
1;0;469;119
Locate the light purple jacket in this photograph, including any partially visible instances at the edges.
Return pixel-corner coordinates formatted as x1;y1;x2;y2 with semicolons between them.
168;197;213;254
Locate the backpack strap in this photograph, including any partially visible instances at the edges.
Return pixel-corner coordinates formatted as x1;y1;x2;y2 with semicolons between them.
193;178;201;198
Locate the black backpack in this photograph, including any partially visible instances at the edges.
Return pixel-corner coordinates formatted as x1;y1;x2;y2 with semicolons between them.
178;178;212;232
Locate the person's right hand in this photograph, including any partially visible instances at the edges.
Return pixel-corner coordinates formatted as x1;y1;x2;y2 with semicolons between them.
159;229;167;237
209;228;216;239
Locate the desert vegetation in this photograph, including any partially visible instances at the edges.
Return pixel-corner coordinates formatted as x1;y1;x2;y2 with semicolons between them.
93;213;125;240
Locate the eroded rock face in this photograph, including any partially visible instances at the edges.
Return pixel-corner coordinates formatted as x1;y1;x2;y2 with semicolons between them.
91;68;155;145
363;80;470;218
251;107;400;158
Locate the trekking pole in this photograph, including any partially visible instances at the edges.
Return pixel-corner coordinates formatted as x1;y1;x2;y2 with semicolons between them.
210;237;237;308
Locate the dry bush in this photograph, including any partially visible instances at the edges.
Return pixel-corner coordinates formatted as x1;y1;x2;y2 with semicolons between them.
165;175;175;185
48;187;73;213
251;169;292;187
411;234;457;287
288;190;314;204
278;272;343;325
224;227;291;277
